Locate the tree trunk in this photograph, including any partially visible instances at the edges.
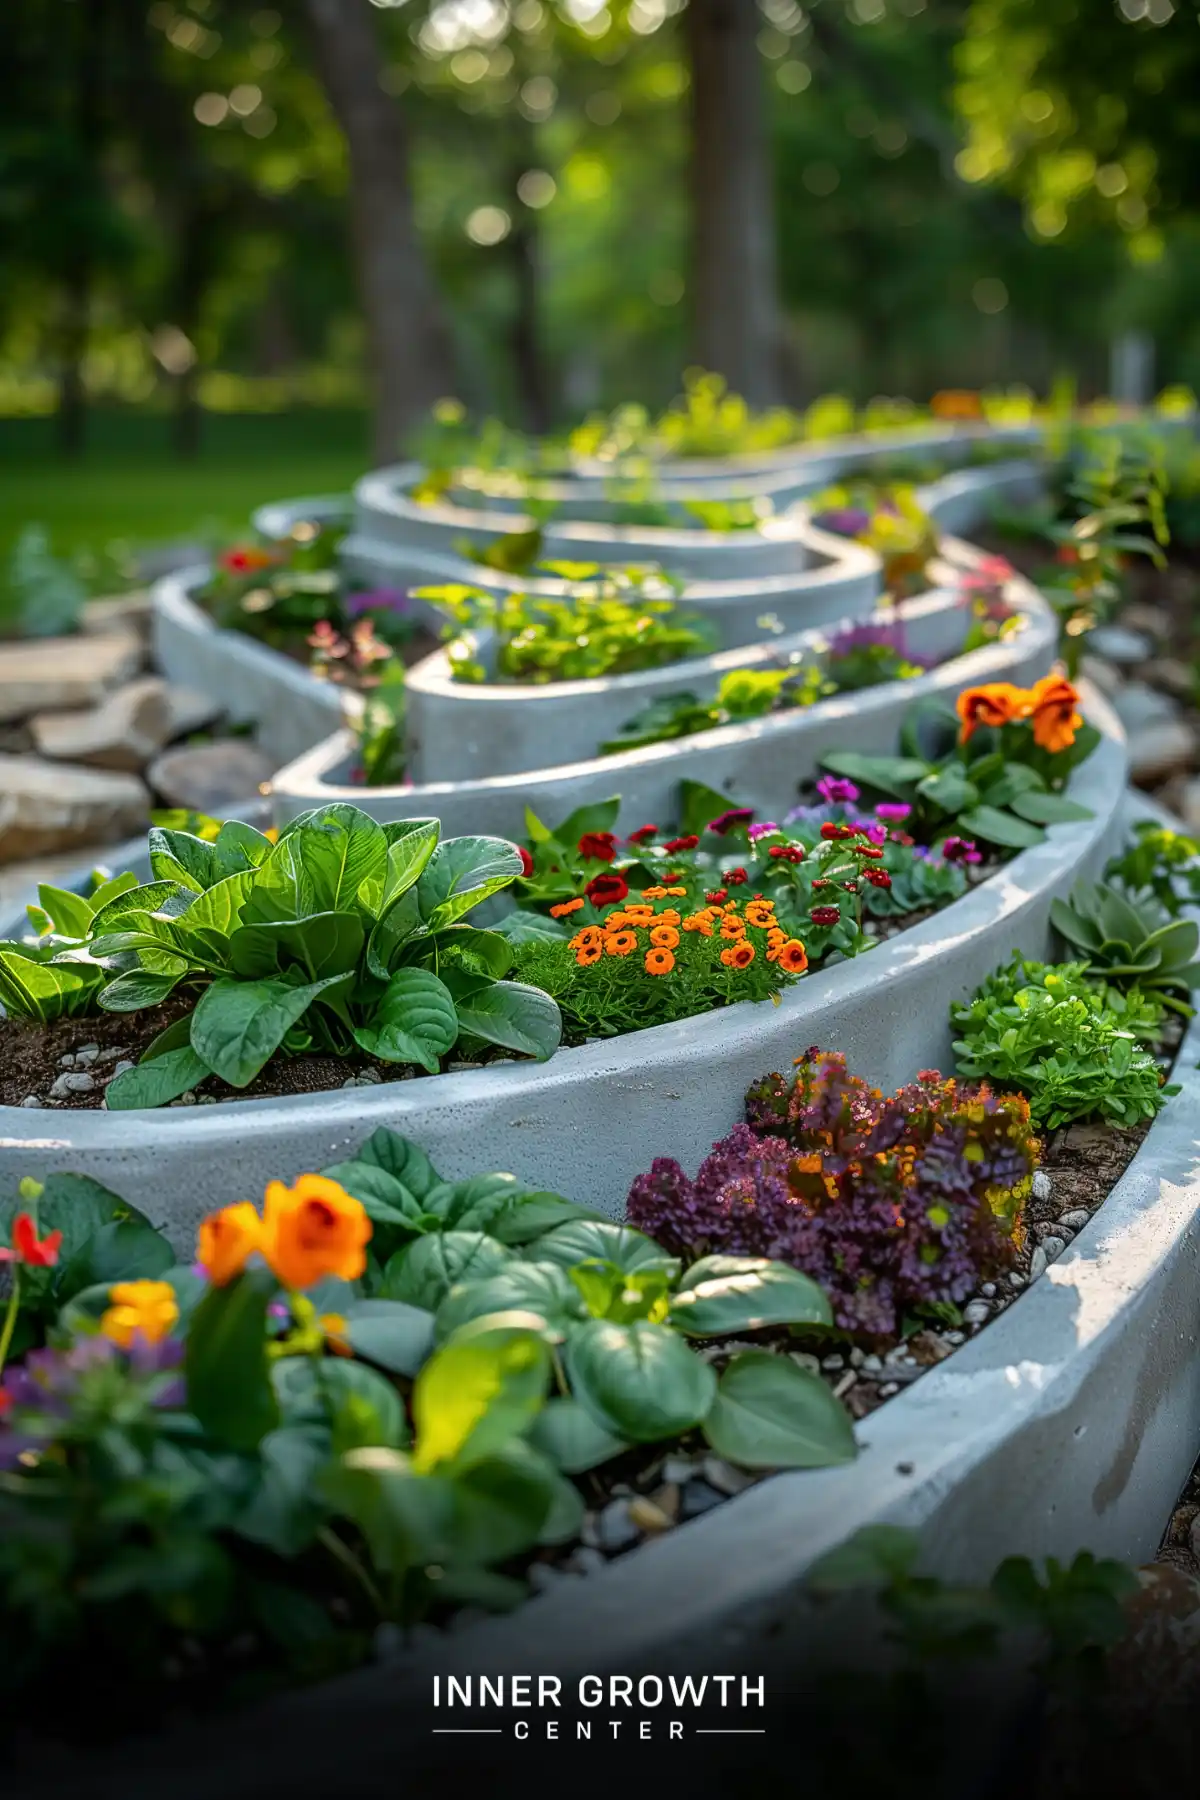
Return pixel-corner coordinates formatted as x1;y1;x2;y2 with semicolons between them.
305;0;454;463
685;0;780;404
55;0;106;459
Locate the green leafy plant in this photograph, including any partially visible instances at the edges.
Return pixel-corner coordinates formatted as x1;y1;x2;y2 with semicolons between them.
3;524;88;638
1103;821;1200;918
414;562;711;685
599;662;833;753
1050;880;1200;1015
950;954;1176;1128
351;661;408;788
0;806;561;1104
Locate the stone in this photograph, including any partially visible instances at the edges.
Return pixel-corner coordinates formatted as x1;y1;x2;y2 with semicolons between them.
1078;653;1124;698
1143;657;1197;700
594;1499;640;1552
147;740;274;812
660;1455;701;1485
1029;1246;1048;1282
73;1044;100;1065
48;1071;95;1099
1127;719;1198;785
1111;680;1180;737
821;1354;845;1371
31;677;172;773
0;633;142;724
702;1456;753;1497
0;756;149;865
1088;624;1153;665
627;1496;675;1534
80;592;153;639
1178;776;1200;834
963;1300;991;1326
163;685;224;742
19;1096;40;1108
1042;1234;1066;1262
1119;602;1172;642
680;1481;726;1521
1032;1170;1052;1201
566;1547;606;1577
1058;1208;1090;1232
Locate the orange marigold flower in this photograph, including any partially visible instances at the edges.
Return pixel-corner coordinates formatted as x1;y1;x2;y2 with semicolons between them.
604;930;638;957
649;924;680;949
744;901;776;928
656;909;681;926
664;886;687;897
956;682;1026;743
1028;673;1083;753
575;942;603;967
260;1175;372;1291
683;913;714;936
623;906;655;924
196;1201;261;1287
644;947;675;975
603;911;631;930
100;1280;179;1349
569;925;603;951
721;941;756;969
640;886;668;899
777;939;809;973
930;388;983;421
719;916;746;940
550;898;585;918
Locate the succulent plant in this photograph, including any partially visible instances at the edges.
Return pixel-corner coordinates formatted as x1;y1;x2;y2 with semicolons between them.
1050;880;1200;1014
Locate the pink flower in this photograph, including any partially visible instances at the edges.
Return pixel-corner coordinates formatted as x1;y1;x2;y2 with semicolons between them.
875;803;912;823
816;776;860;806
941;836;982;865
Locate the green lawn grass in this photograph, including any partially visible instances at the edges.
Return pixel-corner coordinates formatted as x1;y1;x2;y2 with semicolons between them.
0;409;372;561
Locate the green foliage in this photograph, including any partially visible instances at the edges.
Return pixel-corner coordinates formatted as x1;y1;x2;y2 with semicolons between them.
951;953;1176;1128
1103;820;1200;918
352;661;408;788
1;807;560;1099
3;524;87;637
414;563;713;685
1050;880;1200;1014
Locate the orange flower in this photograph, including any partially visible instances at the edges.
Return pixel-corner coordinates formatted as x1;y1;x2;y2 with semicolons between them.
569;925;603;951
100;1280;179;1349
664;886;688;897
721;942;756;969
550;898;584;919
777;939;809;973
1028;674;1083;753
644;947;675;975
719;916;746;940
767;926;787;946
683;913;714;936
604;930;638;957
640;886;668;900
623;906;655;925
575;941;602;966
656;909;681;926
260;1175;372;1291
649;924;680;949
196;1201;261;1287
930;389;983;421
956;682;1026;743
744;901;776;929
603;911;631;930
320;1312;354;1356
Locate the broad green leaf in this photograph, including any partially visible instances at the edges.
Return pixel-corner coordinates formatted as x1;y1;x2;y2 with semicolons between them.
366;884;424;981
56;1218;175;1305
342;1298;435;1377
678;779;738;840
550;797;622;846
228;911;364;983
147;827;217;892
490;1192;608;1244
381;819;440;909
411;1322;551;1474
915;768;979;815
384;1231;513;1311
90;880;191;935
292;805;388;913
352;1129;442;1198
33;883;93;940
422;1170;534;1233
566;1319;716;1442
241;835;316;925
87;870;139;911
453;979;562;1060
0;948;104;1022
190;971;352;1088
819;751;928;797
318;1356;410;1453
212;820;276;877
955;806;1045;850
236;1425;329;1556
434;1261;586;1343
437;925;514;981
186;1270;280;1453
1010;792;1094;826
451;1441;569;1563
318;1448;455;1574
528;1396;629;1473
97;969;184;1012
702;1350;857;1469
317;1160;432;1233
488;909;570;946
670;1257;833;1337
180;868;257;939
418;835;523;929
534;1219;680;1278
351;966;458;1072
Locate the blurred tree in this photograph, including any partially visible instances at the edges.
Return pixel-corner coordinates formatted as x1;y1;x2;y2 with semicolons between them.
303;0;455;460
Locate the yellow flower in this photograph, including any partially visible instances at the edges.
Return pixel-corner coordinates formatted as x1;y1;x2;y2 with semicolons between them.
100;1280;179;1349
260;1175;372;1290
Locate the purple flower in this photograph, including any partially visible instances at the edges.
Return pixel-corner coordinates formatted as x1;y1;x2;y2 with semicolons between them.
345;588;413;618
816;776;860;806
875;802;912;823
706;807;756;836
865;822;888;845
940;836;982;865
747;821;782;841
826;619;907;659
812;507;872;538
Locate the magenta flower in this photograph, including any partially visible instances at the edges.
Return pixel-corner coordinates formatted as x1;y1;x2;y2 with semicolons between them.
747;821;782;841
940;836;982;865
865;822;888;845
706;807;756;836
816;776;860;806
875;802;912;823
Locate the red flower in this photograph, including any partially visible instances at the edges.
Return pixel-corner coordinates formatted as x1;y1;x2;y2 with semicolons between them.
768;844;804;863
723;867;748;885
663;835;700;853
219;545;276;575
578;832;618;863
518;847;535;878
810;906;841;927
626;824;658;845
586;872;629;909
0;1213;62;1268
0;1388;9;1416
706;888;728;904
820;823;858;841
854;843;884;859
865;868;892;888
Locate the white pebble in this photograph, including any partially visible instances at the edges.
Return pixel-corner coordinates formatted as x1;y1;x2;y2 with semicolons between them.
1009;1271;1026;1288
963;1300;991;1327
1029;1246;1048;1282
943;1330;965;1346
879;1382;899;1397
1032;1171;1052;1201
112;1060;134;1076
48;1071;95;1099
822;1354;845;1371
73;1044;100;1066
981;1283;996;1298
1042;1235;1066;1263
849;1347;864;1368
19;1095;40;1108
861;1353;883;1374
1058;1209;1090;1233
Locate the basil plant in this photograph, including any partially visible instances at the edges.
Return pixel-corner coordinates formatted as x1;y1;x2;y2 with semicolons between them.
0;805;561;1107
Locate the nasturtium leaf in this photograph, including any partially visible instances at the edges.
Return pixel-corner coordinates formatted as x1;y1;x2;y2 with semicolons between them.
434;1261;586;1343
670;1257;833;1337
702;1351;857;1469
565;1318;716;1442
955;806;1045;850
350;966;458;1071
342;1298;435;1377
1009;792;1094;826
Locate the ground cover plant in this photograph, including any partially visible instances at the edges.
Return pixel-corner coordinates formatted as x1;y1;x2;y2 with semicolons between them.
598;618;932;755
807;480;940;595
412;561;715;685
0;806;561;1107
0;1129;854;1738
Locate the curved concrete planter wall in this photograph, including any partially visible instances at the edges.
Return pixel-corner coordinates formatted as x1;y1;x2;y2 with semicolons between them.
401;545;1037;783
268;570;1057;840
0;685;1123;1246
